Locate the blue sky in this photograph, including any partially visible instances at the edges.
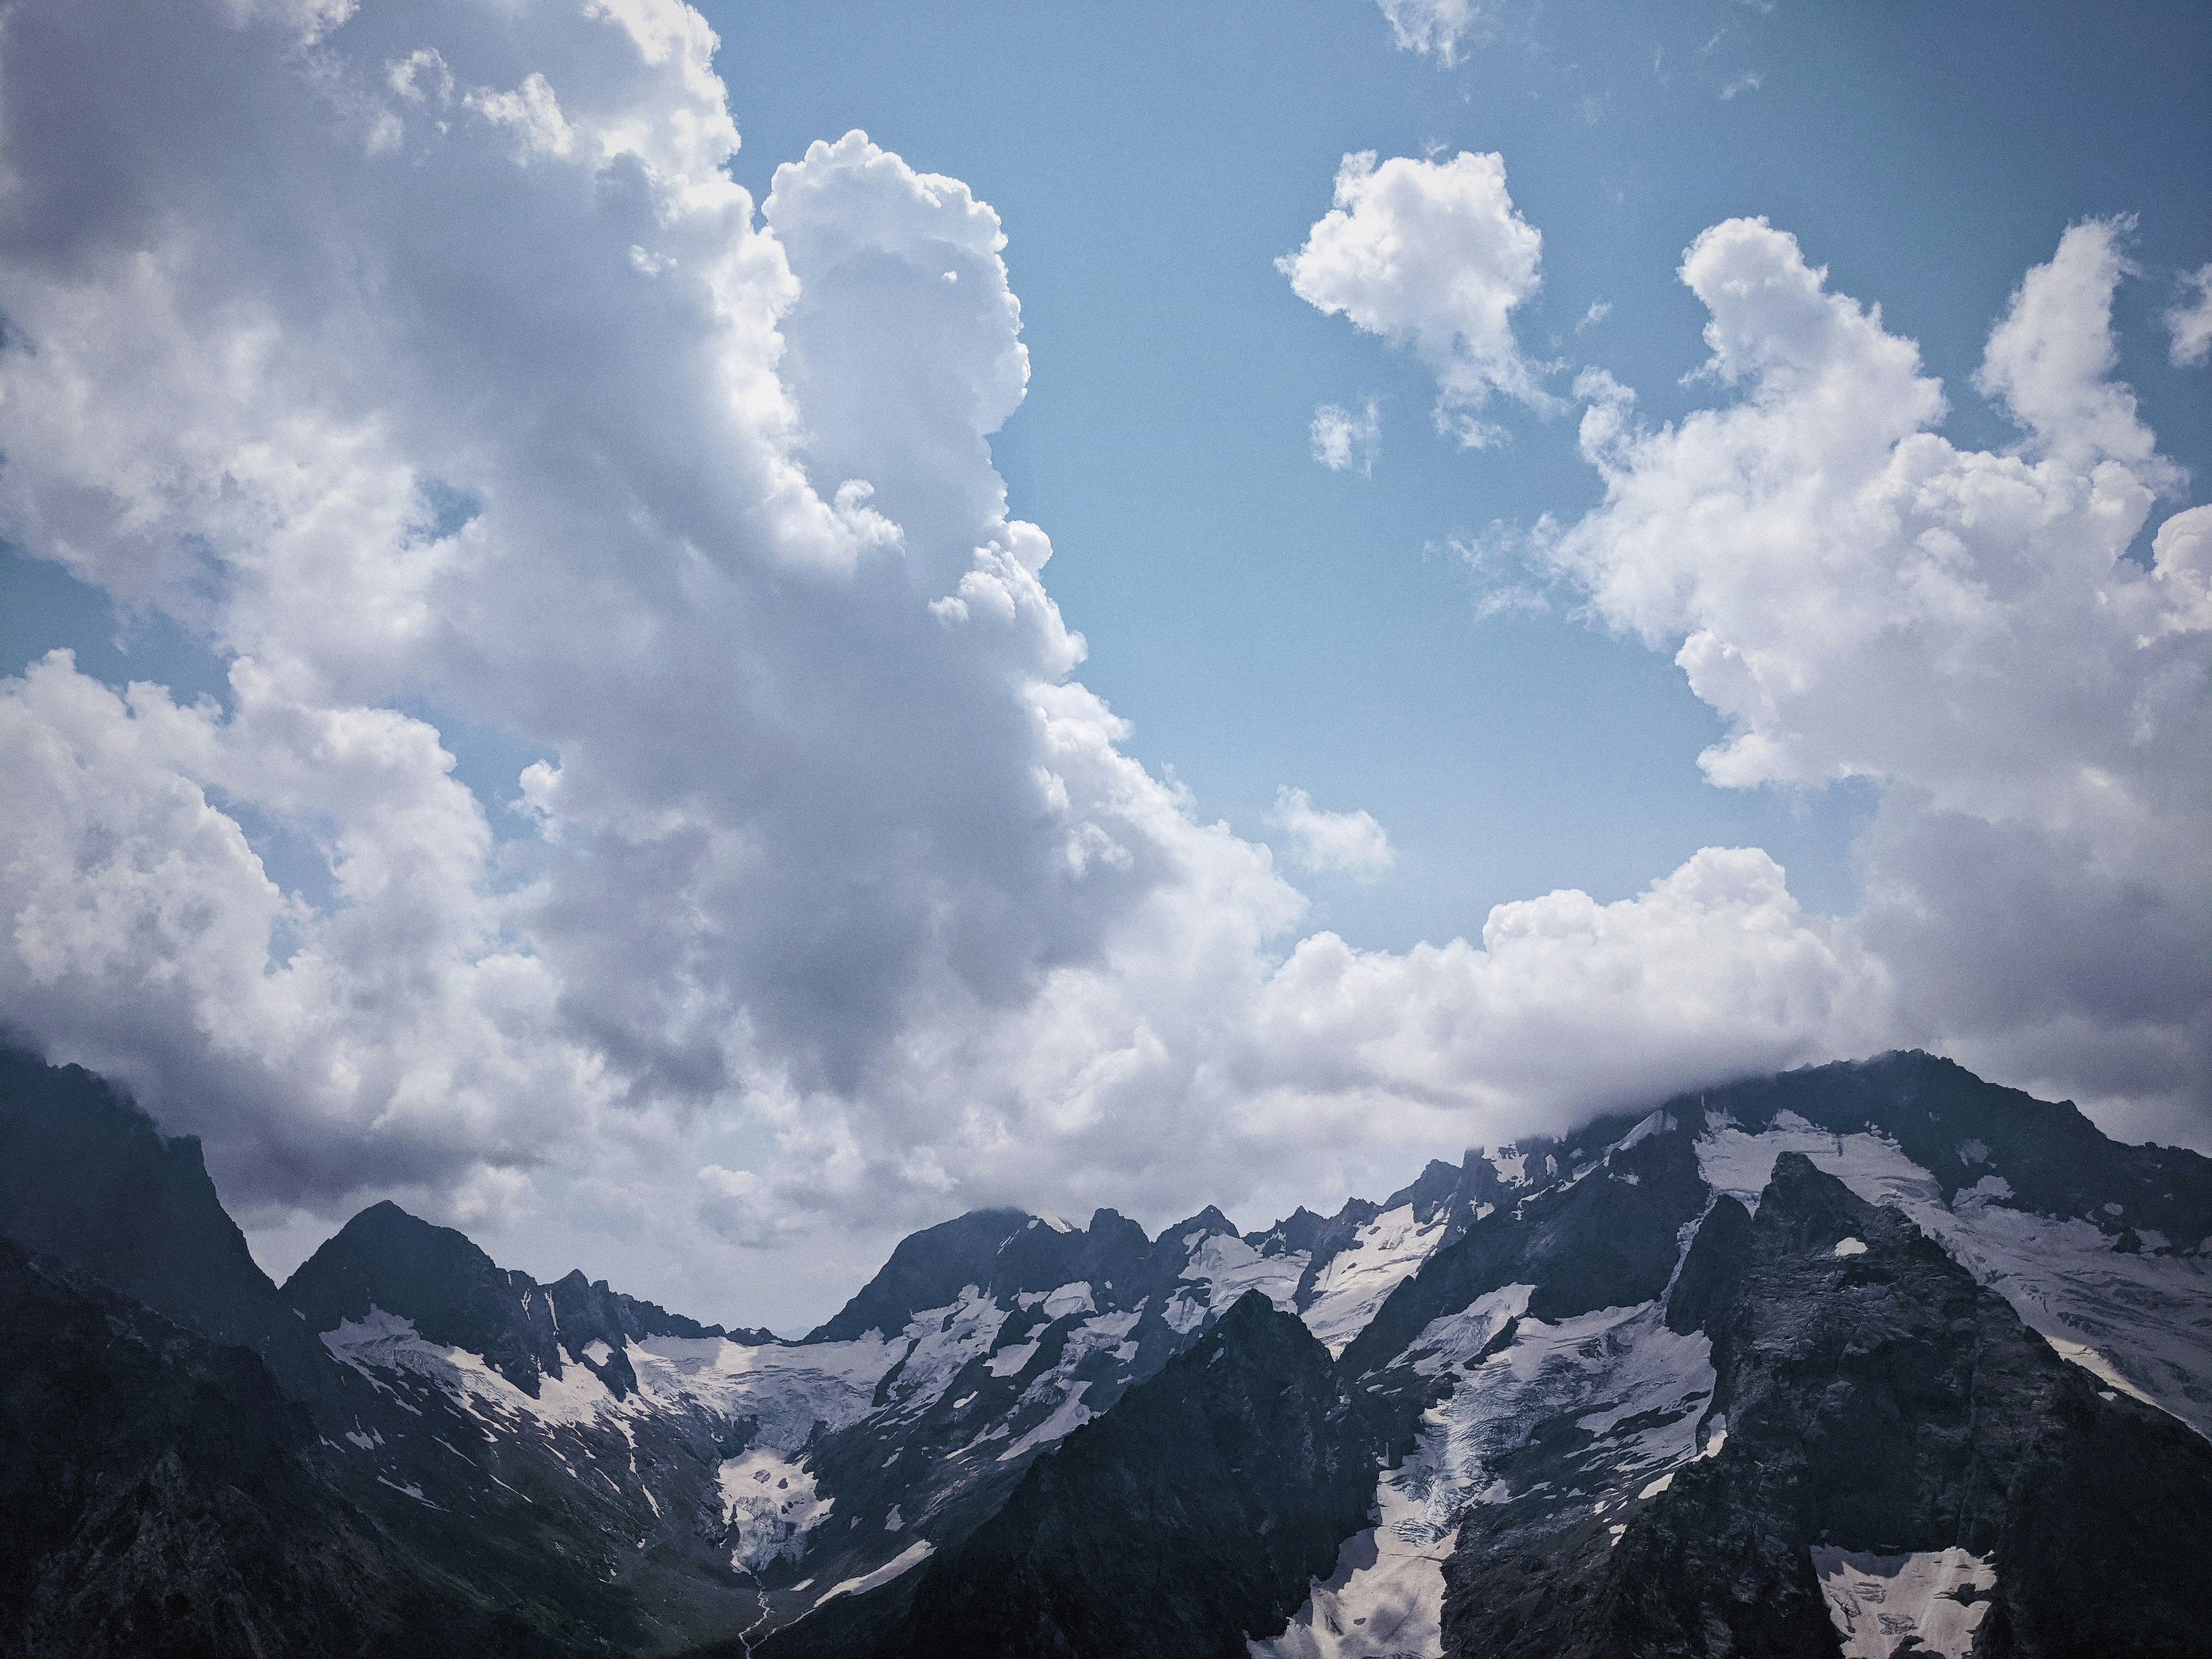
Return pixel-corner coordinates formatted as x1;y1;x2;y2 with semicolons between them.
707;0;2212;945
0;0;2205;1325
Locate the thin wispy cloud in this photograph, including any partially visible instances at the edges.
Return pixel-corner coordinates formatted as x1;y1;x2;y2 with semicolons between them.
2169;264;2212;366
1310;400;1382;474
1271;787;1396;882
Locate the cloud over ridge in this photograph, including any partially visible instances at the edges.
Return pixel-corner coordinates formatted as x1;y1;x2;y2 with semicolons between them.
1546;217;2211;1142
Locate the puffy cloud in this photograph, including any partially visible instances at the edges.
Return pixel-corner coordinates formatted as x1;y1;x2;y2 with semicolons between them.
1269;787;1396;881
1372;0;1495;66
1280;150;1552;448
0;0;2096;1327
1234;848;1891;1143
1310;400;1381;474
0;0;1181;1316
1548;217;2212;1140
2170;263;2212;367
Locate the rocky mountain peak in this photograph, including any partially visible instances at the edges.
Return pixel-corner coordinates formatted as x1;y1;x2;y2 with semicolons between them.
284;1200;567;1395
805;1207;1035;1343
0;1045;332;1400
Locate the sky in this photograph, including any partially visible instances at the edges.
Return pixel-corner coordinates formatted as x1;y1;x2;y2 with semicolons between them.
0;0;2207;1330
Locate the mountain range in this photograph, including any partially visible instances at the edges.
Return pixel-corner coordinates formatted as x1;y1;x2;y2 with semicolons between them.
2;1041;2207;1658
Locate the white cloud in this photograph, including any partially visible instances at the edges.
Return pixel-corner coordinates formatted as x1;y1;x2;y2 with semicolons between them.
1575;300;1611;333
1236;848;1892;1138
2168;263;2212;366
1310;399;1381;473
1280;150;1553;448
1549;216;2211;1141
1269;787;1396;881
0;0;2193;1331
1372;0;1495;65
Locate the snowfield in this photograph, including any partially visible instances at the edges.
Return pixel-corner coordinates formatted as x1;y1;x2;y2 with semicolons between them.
1301;1205;1451;1358
1812;1546;1995;1659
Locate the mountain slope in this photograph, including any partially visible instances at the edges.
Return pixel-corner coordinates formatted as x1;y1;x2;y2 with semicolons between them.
0;1235;605;1659
752;1293;1374;1659
285;1200;745;1399
1436;1154;2212;1656
7;1042;2208;1658
1258;1055;2212;1659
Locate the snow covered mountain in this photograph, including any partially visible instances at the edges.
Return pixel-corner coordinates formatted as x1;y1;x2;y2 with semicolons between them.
3;1043;2208;1657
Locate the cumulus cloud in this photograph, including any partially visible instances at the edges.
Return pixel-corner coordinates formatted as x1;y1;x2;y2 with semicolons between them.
2169;263;2212;366
1280;150;1553;448
0;0;1173;1317
2;0;2183;1329
1548;216;2211;1142
1269;787;1396;881
1310;399;1381;473
1372;0;1496;65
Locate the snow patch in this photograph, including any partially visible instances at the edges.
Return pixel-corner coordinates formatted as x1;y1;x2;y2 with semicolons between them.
1163;1290;1209;1334
2045;1337;2160;1409
628;1330;903;1451
1615;1109;1676;1152
1401;1284;1534;1377
1301;1205;1450;1357
1251;1409;1457;1658
985;1341;1039;1378
320;1307;616;1427
998;1379;1093;1461
1812;1546;1994;1659
1183;1233;1307;1314
816;1539;934;1605
1040;1282;1095;1320
874;1286;1009;1418
1833;1237;1868;1258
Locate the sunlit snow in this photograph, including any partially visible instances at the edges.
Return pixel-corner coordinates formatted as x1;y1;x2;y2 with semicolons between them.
814;1538;934;1606
1301;1205;1449;1357
1812;1546;1994;1658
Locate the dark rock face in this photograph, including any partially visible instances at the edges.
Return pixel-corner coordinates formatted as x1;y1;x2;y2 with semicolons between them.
0;1236;600;1659
1438;1154;2212;1658
886;1293;1373;1659
0;1044;332;1398
0;1047;740;1652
